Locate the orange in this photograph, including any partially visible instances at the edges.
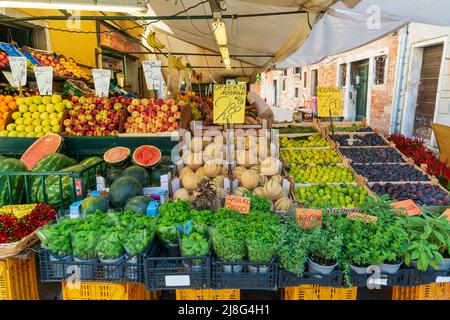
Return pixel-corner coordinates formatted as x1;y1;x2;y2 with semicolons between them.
0;95;4;102
8;101;17;110
4;95;13;103
3;112;8;119
0;105;8;114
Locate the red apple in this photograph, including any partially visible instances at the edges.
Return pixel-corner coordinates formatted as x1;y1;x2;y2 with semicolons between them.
107;124;115;131
111;130;119;136
71;96;79;104
161;104;169;112
157;98;164;106
137;105;145;113
127;116;135;123
168;117;176;123
85;131;94;136
170;105;178;113
174;111;181;119
114;103;123;111
103;130;111;136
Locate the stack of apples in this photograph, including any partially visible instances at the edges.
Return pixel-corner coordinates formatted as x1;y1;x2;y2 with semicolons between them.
0;95;69;137
0;51;9;69
124;98;181;134
30;52;72;77
62;96;124;137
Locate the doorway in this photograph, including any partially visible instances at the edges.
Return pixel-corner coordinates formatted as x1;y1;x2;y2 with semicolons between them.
311;69;318;97
273;79;278;106
352;59;369;121
413;44;444;143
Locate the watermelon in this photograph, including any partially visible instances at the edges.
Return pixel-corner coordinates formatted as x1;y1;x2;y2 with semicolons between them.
106;169;122;186
124;196;151;215
20;133;62;170
0;158;28;205
78;156;102;167
80;196;110;215
109;176;143;208
132;145;161;168
104;147;131;166
122;166;150;187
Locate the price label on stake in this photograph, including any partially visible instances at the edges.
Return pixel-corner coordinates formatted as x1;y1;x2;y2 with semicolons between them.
392;199;421;216
92;69;111;98
225;195;250;214
347;212;378;223
440;209;450;221
213;84;246;124
142;60;162;90
296;208;322;229
9;56;27;88
34;66;53;95
317;87;343;117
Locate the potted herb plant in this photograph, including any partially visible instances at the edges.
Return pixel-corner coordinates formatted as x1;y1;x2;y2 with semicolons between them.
308;228;343;276
156;201;190;255
180;231;210;270
279;219;309;276
72;226;101;279
96;227;125;280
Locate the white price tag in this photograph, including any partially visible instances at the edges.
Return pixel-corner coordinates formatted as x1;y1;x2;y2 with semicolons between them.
9;56;27;88
92;69;111;98
142;60;162;90
367;278;388;286
436;276;450;283
34;66;53;95
165;275;190;287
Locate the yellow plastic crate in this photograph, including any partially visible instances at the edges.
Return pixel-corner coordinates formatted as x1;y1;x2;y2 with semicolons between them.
61;281;145;300
176;289;240;300
283;285;357;300
0;254;39;300
393;283;450;300
145;290;161;300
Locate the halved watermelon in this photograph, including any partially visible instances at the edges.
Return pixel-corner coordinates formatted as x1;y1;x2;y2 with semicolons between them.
20;133;62;170
132;145;161;168
103;146;131;166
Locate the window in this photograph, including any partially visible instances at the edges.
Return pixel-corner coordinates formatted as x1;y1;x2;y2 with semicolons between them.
294;67;301;75
303;71;308;88
294;87;299;98
283;69;288;77
374;55;387;85
282;79;286;92
339;63;347;87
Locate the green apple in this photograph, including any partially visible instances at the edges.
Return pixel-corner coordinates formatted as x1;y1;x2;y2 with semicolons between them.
26;132;35;138
42;96;52;105
8;131;18;137
38;104;47;113
35;132;45;138
51;94;62;104
51;125;60;133
23;112;32;119
57;112;63;120
16;124;25;132
6;123;16;131
25;126;34;133
29;104;38;112
64;101;73;110
17;132;27;137
32;112;40;120
50;118;60;126
32;119;41;126
41;119;50;127
46;104;55;113
12;111;22;120
40;112;49;120
18;104;28;113
0;130;8;137
49;113;58;120
24;97;34;106
34;126;43;133
33;96;42;105
54;102;65;113
42;126;52;133
15;98;25;105
24;118;33;126
15;117;25;125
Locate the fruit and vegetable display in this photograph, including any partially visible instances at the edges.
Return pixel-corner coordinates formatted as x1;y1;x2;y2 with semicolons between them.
370;183;450;206
0;203;56;244
37;210;156;259
324;125;373;132
0;51;9;69
353;163;430;182
0;95;69;138
295;184;368;208
59;57;92;81
277;125;317;134
124;97;181;134
280;134;329;148
281;148;341;164
388;134;450;191
29;51;72;77
331;133;388;146
288;165;355;184
0;94;18;130
339;147;405;163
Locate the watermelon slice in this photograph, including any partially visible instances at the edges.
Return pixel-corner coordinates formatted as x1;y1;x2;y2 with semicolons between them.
103;146;131;166
132;145;161;168
20;133;62;170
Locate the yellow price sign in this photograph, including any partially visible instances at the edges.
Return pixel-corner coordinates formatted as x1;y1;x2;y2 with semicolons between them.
213;84;246;124
317;87;343;117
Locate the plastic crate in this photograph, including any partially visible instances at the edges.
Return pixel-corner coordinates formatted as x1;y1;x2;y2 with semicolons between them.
145;290;161;300
176;289;240;300
409;269;450;286
283;285;357;300
392;283;450;300
39;245;152;284
350;268;411;287
61;281;145;300
0;254;39;300
278;269;343;288
211;259;278;291
144;255;211;290
0;159;106;209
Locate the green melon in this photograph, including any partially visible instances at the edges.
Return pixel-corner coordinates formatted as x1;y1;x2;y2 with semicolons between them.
80;196;110;215
124;195;151;215
109;176;143;208
122;166;150;187
106;169;122;186
0;158;28;205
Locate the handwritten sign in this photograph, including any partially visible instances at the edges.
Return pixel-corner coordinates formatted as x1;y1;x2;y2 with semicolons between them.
142;60;162;90
34;66;53;95
213;84;246;124
92;69;111;98
225;195;250;214
392;200;421;216
440;209;450;221
347;212;378;223
317;87;343;117
9;56;27;88
296;208;322;229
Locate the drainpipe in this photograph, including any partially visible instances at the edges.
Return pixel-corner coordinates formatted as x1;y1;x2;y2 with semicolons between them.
390;25;409;134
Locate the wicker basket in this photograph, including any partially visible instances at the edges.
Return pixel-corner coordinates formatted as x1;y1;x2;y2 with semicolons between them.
0;229;40;259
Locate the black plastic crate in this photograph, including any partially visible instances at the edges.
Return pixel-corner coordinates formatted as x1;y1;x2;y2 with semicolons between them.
144;255;211;290
350;268;411;287
211;259;278;291
409;269;450;286
278;269;343;288
38;245;154;284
